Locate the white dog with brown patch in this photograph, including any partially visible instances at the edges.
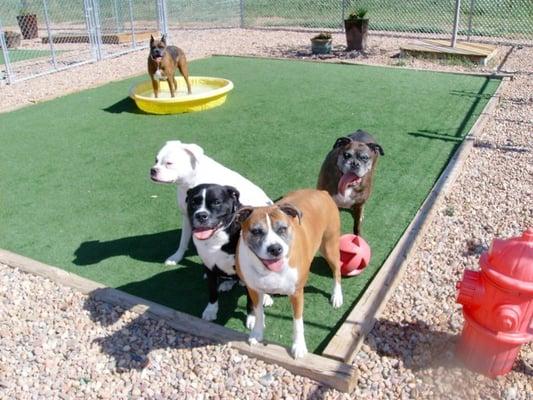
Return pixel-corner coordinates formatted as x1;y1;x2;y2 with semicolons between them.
150;140;272;265
235;189;343;359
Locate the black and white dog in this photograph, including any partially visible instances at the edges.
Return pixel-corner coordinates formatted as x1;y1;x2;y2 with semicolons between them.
186;183;272;326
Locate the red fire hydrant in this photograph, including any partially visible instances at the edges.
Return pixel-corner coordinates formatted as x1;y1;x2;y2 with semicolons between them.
455;227;533;377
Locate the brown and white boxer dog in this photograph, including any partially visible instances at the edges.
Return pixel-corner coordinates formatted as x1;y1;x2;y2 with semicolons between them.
148;35;192;98
235;189;343;359
317;129;384;235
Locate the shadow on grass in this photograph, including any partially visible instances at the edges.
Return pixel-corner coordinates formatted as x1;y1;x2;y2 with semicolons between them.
407;129;464;142
73;229;188;265
103;97;142;114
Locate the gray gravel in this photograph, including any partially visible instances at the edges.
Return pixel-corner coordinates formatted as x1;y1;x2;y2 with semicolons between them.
1;29;532;399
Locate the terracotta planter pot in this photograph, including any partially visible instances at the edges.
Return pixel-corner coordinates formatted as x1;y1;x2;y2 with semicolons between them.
344;18;369;51
311;38;332;55
16;14;38;39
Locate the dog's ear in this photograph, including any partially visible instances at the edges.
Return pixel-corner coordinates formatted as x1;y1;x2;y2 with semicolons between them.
236;206;254;225
278;203;303;224
225;185;241;212
161;35;166;44
367;143;384;156
182;143;204;169
150;35;155;45
185;188;193;205
333;137;352;149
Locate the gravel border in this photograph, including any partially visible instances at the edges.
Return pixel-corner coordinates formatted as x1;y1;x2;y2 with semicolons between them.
1;28;532;399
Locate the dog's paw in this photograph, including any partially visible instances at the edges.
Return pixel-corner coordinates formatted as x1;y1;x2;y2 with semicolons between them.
245;314;256;330
218;280;237;292
331;284;343;309
201;302;218;321
164;258;178;266
262;294;274;307
248;330;263;345
291;339;308;359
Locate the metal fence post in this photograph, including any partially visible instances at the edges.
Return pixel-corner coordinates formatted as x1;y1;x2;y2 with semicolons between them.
128;0;136;48
239;0;245;28
42;0;58;69
84;0;97;60
92;0;104;60
341;0;346;29
113;0;121;34
161;0;169;38
466;0;475;41
0;17;14;84
451;0;461;47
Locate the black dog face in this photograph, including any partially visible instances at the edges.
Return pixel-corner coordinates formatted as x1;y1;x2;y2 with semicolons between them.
186;184;241;240
149;35;167;61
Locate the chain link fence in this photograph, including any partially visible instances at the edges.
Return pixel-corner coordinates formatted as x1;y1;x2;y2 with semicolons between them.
242;0;533;42
1;0;532;84
0;0;164;84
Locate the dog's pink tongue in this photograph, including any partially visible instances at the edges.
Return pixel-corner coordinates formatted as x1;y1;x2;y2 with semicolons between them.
262;258;284;272
193;229;214;240
338;173;361;195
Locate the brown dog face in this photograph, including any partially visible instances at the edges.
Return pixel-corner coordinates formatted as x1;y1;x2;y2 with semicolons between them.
332;135;384;191
238;204;301;273
149;35;167;62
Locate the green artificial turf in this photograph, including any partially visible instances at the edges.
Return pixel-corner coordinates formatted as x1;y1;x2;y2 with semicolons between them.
0;56;500;353
0;49;61;65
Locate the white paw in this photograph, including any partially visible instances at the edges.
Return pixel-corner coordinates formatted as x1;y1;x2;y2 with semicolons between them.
291;340;308;359
248;331;263;345
165;252;183;265
262;294;274;307
238;280;246;287
201;302;218;321
164;257;178;266
331;285;343;309
246;314;256;330
218;280;237;292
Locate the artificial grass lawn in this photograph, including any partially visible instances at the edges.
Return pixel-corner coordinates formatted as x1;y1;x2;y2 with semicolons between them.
0;49;59;65
0;56;500;353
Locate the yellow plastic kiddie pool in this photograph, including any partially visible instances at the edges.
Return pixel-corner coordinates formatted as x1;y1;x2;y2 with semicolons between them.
129;76;234;114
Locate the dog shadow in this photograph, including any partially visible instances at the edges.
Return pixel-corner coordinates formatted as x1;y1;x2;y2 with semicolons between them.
103;97;143;114
83;269;252;372
83;289;219;372
73;229;195;266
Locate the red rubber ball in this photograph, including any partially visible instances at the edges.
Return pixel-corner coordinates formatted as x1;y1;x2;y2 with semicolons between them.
339;234;371;276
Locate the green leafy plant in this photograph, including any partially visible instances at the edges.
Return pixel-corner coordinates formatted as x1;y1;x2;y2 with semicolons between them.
347;7;368;20
311;32;332;41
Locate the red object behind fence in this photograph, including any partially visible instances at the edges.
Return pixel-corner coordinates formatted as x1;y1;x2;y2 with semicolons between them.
456;227;533;377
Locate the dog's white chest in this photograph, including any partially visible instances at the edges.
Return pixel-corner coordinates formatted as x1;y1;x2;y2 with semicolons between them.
193;231;235;275
334;187;356;209
238;240;298;295
153;69;167;81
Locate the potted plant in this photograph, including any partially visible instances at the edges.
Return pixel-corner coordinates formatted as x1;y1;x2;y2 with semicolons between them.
16;0;39;40
344;7;369;51
310;32;332;55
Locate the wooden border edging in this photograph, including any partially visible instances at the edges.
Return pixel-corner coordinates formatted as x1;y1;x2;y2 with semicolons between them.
321;77;509;363
0;249;357;392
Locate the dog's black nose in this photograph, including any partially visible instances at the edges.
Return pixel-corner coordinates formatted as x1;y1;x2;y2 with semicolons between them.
195;212;209;223
150;168;157;176
267;244;283;258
